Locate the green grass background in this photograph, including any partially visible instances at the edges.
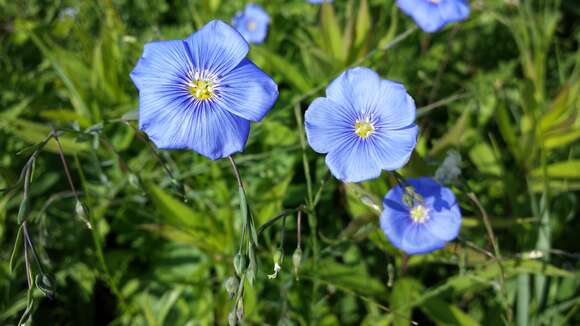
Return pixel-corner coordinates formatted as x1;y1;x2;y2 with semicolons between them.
0;0;579;325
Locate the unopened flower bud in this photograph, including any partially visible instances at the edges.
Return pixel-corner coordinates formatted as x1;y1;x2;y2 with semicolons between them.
234;253;246;276
292;248;302;279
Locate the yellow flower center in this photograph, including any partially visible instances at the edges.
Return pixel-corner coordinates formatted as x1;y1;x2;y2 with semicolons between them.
247;21;257;31
354;118;375;139
429;0;441;3
410;205;429;223
189;79;214;100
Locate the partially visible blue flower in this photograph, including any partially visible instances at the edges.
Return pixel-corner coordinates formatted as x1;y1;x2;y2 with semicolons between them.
380;177;462;255
308;0;333;4
130;20;279;160
397;0;470;33
232;4;270;44
304;67;418;182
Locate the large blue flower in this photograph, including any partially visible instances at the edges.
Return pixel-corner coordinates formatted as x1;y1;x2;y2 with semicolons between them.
232;4;270;44
130;20;278;160
380;177;462;255
397;0;470;33
304;67;418;182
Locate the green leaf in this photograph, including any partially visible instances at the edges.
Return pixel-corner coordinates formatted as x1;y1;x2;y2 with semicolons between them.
9;225;23;273
421;298;480;326
391;278;422;326
539;84;571;132
496;99;520;162
140;224;223;254
0;119;88;154
251;47;313;93
430;110;469;155
40;109;91;127
411;259;576;308
469;142;502;176
320;2;345;62
544;129;580;149
145;184;226;253
531;160;580;179
354;0;370;50
29;33;92;120
517;274;530;326
307;259;386;297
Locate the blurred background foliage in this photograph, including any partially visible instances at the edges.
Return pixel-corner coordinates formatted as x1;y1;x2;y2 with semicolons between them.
0;0;579;325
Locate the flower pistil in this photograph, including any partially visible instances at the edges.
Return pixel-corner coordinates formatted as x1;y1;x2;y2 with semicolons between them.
354;118;375;139
410;205;429;223
189;79;215;100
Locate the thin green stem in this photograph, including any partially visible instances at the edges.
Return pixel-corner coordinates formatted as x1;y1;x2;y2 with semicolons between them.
65;151;129;313
467;192;513;325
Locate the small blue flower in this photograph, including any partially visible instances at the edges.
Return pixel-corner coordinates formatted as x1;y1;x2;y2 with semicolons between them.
397;0;470;33
304;67;418;182
308;0;333;3
130;20;279;160
380;177;462;255
233;4;270;44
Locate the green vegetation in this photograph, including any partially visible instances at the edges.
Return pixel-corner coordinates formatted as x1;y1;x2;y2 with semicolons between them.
0;0;579;324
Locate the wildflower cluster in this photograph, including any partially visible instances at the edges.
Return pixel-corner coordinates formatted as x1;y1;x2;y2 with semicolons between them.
129;2;472;322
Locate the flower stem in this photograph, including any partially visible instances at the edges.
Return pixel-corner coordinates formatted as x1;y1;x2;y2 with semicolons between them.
467;191;513;325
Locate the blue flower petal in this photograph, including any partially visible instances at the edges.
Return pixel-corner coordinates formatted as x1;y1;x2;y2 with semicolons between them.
142;98;250;160
326;67;382;114
217;59;278;121
130;40;191;92
421;181;462;241
411;2;446;33
401;224;446;255
371;124;418;170
438;0;470;24
397;0;470;33
380;187;413;250
376;81;416;129
305;97;357;154
380;177;462;255
185;20;249;77
233;4;270;44
325;138;382;182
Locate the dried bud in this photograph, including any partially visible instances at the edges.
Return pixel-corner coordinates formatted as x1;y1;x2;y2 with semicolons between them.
435;150;462;184
228;311;237;326
236;300;244;321
267;250;283;279
224;276;239;299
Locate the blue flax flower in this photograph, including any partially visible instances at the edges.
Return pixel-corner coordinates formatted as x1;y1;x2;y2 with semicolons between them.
397;0;470;33
309;0;333;4
304;67;418;182
380;177;462;255
233;4;270;44
130;20;278;160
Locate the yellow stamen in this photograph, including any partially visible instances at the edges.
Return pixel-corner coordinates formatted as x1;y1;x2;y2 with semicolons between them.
410;205;429;223
189;79;214;100
247;21;257;31
354;119;375;139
